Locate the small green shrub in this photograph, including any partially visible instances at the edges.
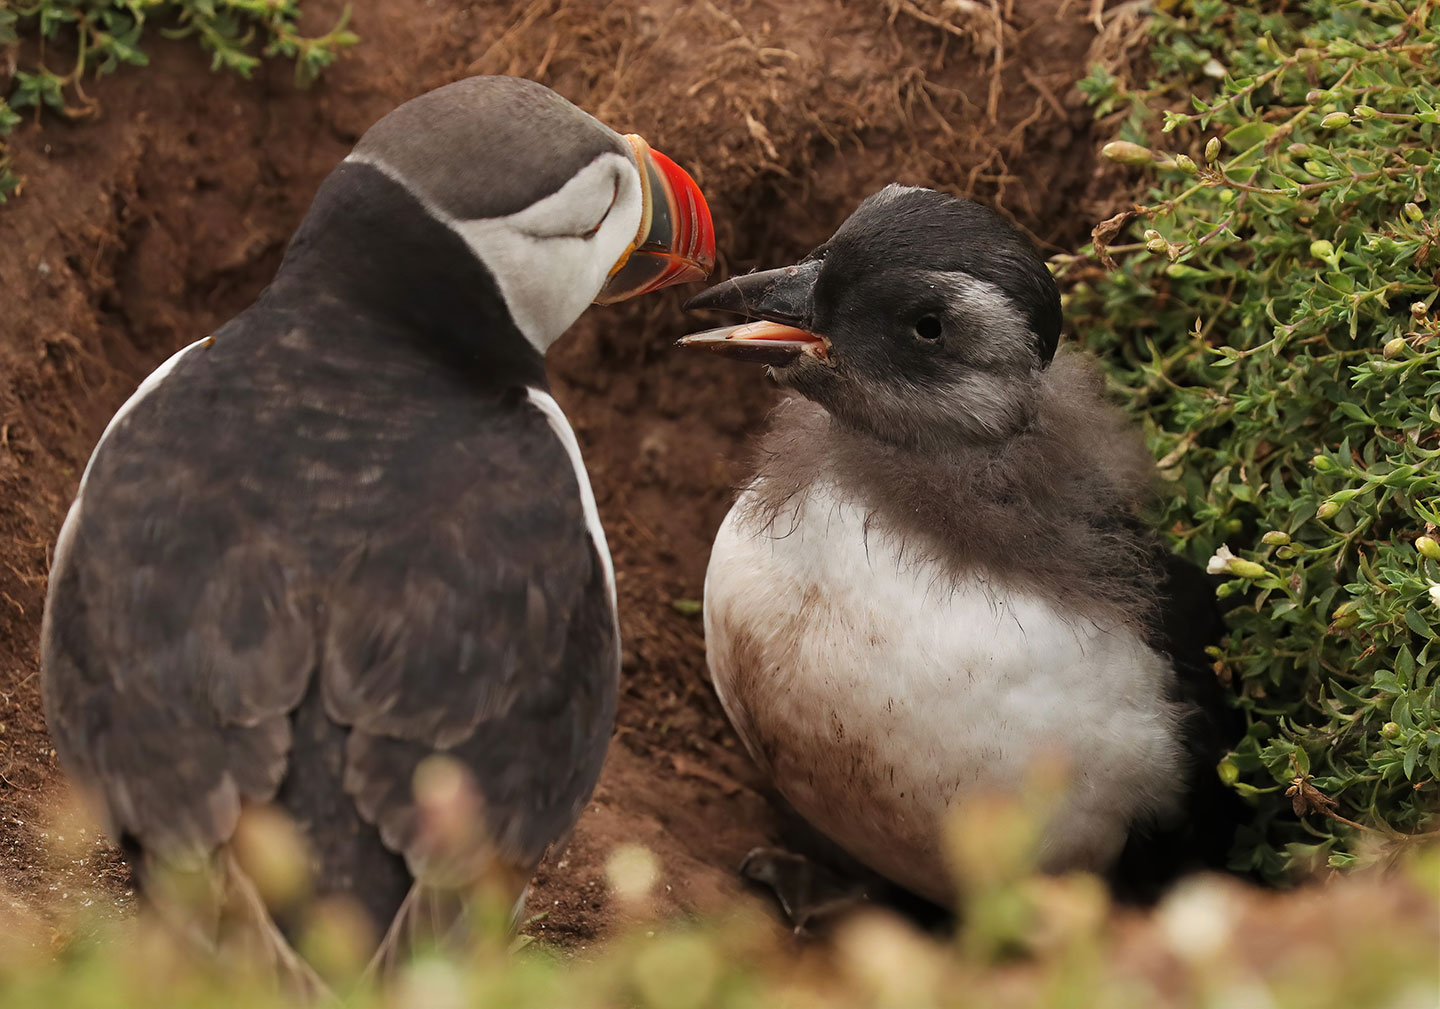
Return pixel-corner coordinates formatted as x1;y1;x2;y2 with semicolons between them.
0;2;358;201
1067;0;1439;878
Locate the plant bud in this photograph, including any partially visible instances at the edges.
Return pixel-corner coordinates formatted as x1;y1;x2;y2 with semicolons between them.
1417;536;1440;561
606;844;660;903
1352;104;1380;120
1147;237;1170;253
1227;559;1268;579
1204;137;1221;162
1261;531;1290;546
1320;112;1352;129
1295;47;1321;62
1143;228;1163;241
1312;454;1335;472
1174;154;1199;174
1383;337;1407;359
1316;500;1340;520
1309;239;1335;259
1404;202;1424;222
1102;141;1154;165
1288;143;1316;157
1305;90;1327;105
1381;721;1401;740
232;807;313;913
1217;759;1240;786
633;935;720;1009
1412;302;1429;319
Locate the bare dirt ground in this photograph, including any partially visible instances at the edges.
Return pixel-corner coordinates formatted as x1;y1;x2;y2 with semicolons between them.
10;0;1423;962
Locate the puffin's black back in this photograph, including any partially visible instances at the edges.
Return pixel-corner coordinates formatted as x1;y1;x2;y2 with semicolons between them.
42;163;619;940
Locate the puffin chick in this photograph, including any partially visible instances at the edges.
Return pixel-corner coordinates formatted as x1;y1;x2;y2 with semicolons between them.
42;76;714;987
679;184;1240;921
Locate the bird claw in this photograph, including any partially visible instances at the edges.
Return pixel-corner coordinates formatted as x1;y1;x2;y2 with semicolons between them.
738;846;869;935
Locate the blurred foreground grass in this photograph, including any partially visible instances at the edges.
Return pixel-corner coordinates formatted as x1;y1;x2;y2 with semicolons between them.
2;783;1436;1009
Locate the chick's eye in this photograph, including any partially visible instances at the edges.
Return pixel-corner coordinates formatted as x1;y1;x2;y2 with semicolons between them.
914;315;943;341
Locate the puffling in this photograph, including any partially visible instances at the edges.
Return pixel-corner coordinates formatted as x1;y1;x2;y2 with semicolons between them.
679;184;1240;922
41;76;715;984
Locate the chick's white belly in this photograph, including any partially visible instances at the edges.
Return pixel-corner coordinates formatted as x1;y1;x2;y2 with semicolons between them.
703;484;1186;906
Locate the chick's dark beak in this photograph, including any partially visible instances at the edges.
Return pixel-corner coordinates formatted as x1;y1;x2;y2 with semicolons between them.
595;136;716;305
678;261;830;365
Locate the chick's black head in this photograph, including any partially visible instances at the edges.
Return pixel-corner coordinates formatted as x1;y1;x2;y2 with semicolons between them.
684;185;1063;447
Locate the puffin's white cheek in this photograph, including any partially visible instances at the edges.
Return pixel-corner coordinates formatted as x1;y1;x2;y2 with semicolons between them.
449;150;644;354
455;225;607;354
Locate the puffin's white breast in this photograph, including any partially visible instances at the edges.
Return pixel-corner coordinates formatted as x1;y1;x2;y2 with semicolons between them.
703;481;1186;906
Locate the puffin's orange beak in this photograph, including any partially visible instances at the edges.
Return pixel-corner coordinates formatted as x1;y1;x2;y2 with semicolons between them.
595;136;716;305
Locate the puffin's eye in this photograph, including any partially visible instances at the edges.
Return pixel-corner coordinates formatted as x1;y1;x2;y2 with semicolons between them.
914;315;943;342
580;178;621;239
522;171;621;240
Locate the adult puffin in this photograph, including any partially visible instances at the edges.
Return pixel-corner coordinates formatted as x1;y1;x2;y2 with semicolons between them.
679;185;1240;924
42;76;714;978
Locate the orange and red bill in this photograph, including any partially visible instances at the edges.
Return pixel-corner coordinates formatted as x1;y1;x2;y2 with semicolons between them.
595;137;716;305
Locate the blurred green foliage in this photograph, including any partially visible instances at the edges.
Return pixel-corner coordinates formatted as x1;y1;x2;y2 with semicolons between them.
0;1;357;201
1;793;1437;1009
1067;0;1440;878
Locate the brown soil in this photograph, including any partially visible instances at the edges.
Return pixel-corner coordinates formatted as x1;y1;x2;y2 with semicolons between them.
2;0;1138;948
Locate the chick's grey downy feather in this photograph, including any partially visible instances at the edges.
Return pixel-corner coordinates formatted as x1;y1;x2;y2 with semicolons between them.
743;349;1163;634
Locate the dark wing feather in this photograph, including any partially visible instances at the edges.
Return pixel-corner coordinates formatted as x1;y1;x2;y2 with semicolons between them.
1149;544;1238;744
322;405;618;879
42;454;316;862
1111;534;1248;899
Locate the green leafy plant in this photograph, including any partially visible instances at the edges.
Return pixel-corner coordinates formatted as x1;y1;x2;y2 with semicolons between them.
1065;0;1439;878
0;2;358;202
